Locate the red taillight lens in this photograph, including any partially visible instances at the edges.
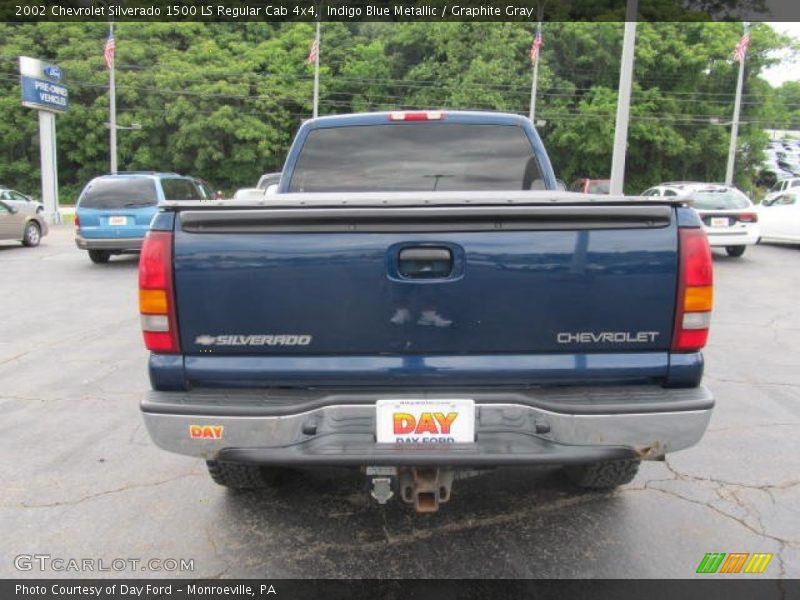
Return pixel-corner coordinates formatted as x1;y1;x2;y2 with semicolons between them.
737;212;758;223
139;231;180;353
672;227;713;352
74;214;80;229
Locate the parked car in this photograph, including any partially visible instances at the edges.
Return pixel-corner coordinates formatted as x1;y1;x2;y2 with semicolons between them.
138;110;714;512
0;187;44;213
75;172;212;264
764;177;800;205
0;196;48;247
568;178;610;194
643;182;759;257
757;189;800;244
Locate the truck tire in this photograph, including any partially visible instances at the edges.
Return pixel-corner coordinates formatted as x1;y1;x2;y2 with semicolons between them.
206;460;280;490
564;459;641;489
88;250;111;264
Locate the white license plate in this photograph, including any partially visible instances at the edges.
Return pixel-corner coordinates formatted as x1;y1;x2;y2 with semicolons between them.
376;399;475;444
108;216;127;226
710;217;729;228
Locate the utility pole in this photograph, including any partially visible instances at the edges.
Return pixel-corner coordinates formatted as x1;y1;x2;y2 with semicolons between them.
312;19;321;119
609;0;638;195
108;21;117;173
726;22;749;187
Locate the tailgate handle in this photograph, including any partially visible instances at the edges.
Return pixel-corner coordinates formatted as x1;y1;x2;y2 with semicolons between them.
398;247;453;279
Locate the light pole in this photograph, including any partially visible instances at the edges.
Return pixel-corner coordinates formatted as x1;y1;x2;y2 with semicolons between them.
725;22;750;187
609;0;638;195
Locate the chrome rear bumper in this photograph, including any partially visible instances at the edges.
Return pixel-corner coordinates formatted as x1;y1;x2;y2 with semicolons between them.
141;385;713;466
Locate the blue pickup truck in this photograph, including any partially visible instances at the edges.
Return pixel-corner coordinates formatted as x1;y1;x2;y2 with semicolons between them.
138;111;714;512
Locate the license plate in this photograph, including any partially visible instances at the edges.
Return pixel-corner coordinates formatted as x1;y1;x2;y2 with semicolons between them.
376;399;475;444
710;217;729;228
108;216;127;226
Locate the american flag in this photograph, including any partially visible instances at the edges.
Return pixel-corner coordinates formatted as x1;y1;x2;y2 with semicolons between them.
530;29;543;65
104;29;116;69
733;32;750;63
306;38;319;64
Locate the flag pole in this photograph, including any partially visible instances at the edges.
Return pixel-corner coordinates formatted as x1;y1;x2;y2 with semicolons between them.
312;19;320;119
108;21;117;174
725;22;749;187
609;0;638;195
528;22;541;123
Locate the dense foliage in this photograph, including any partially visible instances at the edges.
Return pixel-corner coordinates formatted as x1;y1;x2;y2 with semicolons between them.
0;21;796;201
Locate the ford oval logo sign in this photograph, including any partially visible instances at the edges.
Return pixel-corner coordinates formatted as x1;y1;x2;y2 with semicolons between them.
44;65;63;82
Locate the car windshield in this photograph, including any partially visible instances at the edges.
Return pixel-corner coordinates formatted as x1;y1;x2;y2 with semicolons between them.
288;123;542;192
687;189;750;210
79;178;158;209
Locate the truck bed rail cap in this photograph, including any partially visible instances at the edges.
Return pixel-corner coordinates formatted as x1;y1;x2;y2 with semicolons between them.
161;191;685;211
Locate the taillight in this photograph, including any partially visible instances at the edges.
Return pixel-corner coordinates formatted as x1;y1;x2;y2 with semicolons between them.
139;231;180;353
74;214;80;229
388;111;444;121
737;212;758;223
672;227;713;352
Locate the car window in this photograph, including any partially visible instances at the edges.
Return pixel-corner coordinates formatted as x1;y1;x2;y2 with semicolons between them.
193;180;214;200
10;191;27;201
791;180;800;188
0;191;11;201
161;178;203;201
569;180;584;192
79;178;158;209
664;189;678;197
778;194;797;206
289;124;541;192
688;189;750;210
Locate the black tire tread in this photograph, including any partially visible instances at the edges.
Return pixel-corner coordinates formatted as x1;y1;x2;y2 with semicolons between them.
206;460;276;489
88;250;111;264
565;459;641;489
725;246;746;257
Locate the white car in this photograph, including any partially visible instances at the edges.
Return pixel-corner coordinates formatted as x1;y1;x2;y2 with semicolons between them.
758;190;800;244
764;177;800;204
642;182;759;257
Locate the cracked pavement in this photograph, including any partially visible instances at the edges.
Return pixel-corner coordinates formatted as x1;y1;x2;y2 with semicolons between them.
1;226;798;579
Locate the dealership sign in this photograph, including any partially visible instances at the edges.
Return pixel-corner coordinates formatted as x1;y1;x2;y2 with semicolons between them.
19;56;68;113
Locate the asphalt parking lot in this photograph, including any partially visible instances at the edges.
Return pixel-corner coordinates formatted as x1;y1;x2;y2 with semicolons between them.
1;224;798;579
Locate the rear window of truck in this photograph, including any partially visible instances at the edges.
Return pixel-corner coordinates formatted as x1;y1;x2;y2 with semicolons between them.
288;124;543;192
79;178;158;209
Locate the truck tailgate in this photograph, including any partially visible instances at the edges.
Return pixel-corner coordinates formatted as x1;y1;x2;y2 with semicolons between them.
168;199;679;387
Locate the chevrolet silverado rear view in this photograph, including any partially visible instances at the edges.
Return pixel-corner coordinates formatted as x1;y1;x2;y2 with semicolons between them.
139;111;714;512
